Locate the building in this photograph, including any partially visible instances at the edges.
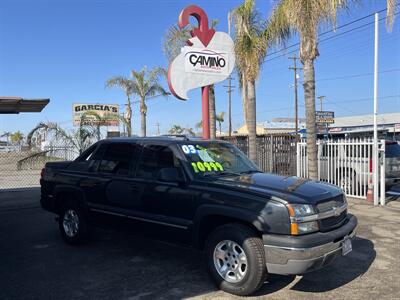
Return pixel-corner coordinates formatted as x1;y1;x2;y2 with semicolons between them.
327;112;400;139
234;118;306;135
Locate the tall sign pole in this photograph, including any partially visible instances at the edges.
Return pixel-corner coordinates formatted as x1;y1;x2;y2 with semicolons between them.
373;12;379;206
178;6;216;139
168;5;235;140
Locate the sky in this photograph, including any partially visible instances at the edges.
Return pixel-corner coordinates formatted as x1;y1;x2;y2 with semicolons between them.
0;0;399;137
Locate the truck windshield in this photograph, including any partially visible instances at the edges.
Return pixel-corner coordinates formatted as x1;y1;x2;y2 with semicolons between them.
178;142;260;177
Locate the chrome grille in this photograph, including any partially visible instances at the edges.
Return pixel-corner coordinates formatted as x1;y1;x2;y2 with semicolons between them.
320;210;347;232
317;195;345;213
317;195;347;231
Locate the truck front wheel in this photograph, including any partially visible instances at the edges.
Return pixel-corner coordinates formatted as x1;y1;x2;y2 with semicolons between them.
205;223;267;296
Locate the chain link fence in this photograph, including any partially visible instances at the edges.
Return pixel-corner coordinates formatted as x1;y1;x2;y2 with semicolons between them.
0;144;78;190
220;134;297;176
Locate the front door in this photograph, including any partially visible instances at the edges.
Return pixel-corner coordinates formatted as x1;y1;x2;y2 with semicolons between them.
133;143;196;226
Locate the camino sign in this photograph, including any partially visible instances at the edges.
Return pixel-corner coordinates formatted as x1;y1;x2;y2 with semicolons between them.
73;104;119;126
316;111;335;124
167;5;235;139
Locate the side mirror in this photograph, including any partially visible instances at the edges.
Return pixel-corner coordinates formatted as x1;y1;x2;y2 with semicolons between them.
157;168;185;183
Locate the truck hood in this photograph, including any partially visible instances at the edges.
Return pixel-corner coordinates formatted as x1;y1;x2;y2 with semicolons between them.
214;172;343;204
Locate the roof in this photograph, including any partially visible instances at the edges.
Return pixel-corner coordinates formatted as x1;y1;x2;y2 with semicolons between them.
105;136;225;144
330;112;400;128
0;96;50;114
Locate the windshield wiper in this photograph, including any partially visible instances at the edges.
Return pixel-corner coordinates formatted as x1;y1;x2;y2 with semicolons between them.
218;171;242;176
240;170;262;175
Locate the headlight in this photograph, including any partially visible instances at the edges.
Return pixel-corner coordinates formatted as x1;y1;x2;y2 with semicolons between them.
287;204;318;235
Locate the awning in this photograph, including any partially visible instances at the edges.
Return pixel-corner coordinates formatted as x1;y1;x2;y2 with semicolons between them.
0;96;50;114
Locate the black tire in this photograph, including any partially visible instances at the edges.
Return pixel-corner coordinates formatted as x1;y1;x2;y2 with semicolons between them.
58;200;89;245
204;223;267;296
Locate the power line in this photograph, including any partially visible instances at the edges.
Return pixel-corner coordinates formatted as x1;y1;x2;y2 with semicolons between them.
310;68;400;83
265;11;400;63
266;8;390;58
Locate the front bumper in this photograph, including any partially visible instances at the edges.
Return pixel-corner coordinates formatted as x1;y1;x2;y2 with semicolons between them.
263;214;357;275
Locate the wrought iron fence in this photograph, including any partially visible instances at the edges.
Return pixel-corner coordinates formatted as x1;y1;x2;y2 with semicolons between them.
220;134;297;176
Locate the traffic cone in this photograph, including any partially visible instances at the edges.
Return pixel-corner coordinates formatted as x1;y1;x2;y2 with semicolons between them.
366;177;373;203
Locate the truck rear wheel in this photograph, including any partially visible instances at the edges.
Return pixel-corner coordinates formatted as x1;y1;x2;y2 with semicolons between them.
205;223;266;296
59;201;89;245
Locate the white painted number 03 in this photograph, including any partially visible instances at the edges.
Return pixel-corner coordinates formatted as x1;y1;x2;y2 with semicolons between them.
181;145;197;154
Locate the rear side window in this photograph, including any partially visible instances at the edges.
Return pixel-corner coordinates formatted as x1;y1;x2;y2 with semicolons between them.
98;143;137;175
135;144;180;179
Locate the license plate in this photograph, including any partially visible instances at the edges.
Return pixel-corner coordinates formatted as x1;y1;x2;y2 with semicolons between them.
342;239;352;256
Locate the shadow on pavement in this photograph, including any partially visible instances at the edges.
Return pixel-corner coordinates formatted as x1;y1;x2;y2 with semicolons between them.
291;236;376;293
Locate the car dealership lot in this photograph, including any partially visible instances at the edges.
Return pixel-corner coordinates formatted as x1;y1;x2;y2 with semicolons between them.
0;188;399;300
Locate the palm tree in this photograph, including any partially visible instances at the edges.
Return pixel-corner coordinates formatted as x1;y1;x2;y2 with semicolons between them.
163;20;219;139
387;0;398;30
216;112;225;135
233;0;267;162
10;131;24;145
266;0;352;180
27;112;106;154
105;76;134;136
130;67;168;137
169;125;184;135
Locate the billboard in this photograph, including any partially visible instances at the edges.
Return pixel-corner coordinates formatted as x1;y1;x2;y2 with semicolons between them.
73;104;119;126
316;111;335;124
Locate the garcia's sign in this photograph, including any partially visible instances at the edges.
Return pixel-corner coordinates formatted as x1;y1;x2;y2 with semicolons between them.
73;104;119;126
184;48;229;76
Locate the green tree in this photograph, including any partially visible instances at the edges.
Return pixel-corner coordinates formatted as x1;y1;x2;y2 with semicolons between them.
266;0;351;179
163;20;219;139
130;67;168;137
169;124;184;135
233;0;267;162
105;76;134;136
10;131;24;145
216;112;225;135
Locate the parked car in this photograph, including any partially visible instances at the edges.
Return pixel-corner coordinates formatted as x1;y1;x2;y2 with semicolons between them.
317;140;400;195
40;137;357;296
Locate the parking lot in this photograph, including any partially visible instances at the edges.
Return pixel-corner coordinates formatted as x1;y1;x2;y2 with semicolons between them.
0;188;399;300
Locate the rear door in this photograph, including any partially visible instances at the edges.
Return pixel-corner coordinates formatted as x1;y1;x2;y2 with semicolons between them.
95;142;142;209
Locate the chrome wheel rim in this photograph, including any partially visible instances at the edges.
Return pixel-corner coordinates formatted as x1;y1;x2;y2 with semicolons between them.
63;209;79;237
213;240;248;283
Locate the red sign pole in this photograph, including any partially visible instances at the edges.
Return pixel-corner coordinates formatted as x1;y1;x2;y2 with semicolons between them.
201;86;210;139
178;5;215;139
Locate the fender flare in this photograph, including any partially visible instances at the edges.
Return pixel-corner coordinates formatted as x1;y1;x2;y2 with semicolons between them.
53;185;88;212
192;204;265;248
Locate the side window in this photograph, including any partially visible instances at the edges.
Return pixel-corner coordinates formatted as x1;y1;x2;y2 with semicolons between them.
135;144;180;179
98;143;136;176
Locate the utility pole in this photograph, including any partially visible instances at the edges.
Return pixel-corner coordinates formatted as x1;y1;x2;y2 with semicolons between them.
289;55;301;140
317;95;326;111
155;122;161;136
224;10;234;137
223;76;235;137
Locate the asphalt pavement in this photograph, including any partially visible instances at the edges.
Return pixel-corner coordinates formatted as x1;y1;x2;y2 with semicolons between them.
0;188;399;300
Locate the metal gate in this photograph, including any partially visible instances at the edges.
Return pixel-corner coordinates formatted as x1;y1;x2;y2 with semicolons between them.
221;134;296;176
297;138;386;202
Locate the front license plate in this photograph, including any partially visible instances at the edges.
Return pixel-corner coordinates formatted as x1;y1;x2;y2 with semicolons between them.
342;239;352;256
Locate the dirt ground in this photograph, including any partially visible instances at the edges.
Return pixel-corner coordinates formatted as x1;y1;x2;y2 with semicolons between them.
0;189;399;300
